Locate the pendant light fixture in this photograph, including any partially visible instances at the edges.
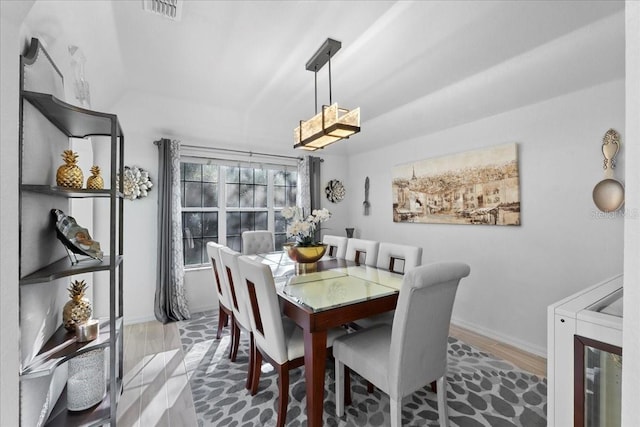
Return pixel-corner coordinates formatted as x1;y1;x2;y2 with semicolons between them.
294;38;360;151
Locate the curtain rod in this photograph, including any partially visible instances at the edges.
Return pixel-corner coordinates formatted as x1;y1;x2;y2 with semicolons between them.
154;140;304;161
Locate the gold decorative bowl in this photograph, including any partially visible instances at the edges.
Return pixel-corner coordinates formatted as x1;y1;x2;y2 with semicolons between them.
283;243;327;264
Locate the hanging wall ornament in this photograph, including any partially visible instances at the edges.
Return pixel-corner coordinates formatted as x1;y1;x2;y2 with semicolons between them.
119;165;153;200
325;179;345;203
592;129;624;212
363;176;370;215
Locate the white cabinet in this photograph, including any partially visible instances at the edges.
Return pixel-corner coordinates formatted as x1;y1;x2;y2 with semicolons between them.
547;274;623;427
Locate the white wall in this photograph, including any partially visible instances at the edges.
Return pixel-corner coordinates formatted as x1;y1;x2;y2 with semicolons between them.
0;3;27;424
622;2;640;426
344;80;625;355
318;153;351;238
114;128;159;324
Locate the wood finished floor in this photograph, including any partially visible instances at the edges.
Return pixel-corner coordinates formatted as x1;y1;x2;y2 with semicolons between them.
116;320;197;426
116;317;547;426
449;324;546;378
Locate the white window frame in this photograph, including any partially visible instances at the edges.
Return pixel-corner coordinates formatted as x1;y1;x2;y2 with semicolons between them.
180;152;298;268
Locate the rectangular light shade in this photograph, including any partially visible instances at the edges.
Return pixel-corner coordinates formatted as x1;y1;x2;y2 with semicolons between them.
294;103;360;150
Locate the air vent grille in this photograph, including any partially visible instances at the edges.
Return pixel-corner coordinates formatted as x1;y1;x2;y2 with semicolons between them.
142;0;182;21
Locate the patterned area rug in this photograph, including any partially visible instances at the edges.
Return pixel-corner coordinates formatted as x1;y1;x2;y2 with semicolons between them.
178;310;546;427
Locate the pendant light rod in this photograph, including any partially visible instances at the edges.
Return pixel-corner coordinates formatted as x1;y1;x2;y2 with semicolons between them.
308;38;340;114
328;55;332;105
314;70;318;114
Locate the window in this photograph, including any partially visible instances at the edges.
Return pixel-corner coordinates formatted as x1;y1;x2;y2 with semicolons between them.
181;163;219;266
180;159;297;267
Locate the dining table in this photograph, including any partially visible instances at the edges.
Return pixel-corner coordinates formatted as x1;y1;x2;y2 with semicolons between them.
246;251;404;427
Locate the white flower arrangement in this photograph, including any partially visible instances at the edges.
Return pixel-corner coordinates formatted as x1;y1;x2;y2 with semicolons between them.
281;206;331;246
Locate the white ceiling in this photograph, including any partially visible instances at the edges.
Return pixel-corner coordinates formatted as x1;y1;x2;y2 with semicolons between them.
22;0;625;156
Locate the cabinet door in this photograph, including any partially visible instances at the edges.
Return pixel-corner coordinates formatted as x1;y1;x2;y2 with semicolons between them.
554;315;576;427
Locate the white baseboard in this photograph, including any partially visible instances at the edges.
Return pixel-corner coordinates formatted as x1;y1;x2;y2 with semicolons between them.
451;316;547;358
190;304;217;315
123;314;157;325
123;304;218;326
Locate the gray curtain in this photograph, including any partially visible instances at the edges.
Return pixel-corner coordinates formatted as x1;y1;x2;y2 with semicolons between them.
298;156;311;215
154;138;190;323
309;156;322;212
298;155;323;242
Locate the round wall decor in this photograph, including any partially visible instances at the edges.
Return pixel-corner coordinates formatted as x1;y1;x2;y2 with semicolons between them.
325;179;345;203
120;165;153;200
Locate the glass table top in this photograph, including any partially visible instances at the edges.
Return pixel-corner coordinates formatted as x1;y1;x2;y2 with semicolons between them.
328;265;404;291
251;252;403;312
280;274;397;312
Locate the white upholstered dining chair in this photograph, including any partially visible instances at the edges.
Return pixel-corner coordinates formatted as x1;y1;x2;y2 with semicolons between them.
355;242;424;329
237;255;347;427
322;234;348;258
241;230;275;255
219;246;255;389
345;238;379;267
376;242;423;274
206;242;233;342
334;261;471;427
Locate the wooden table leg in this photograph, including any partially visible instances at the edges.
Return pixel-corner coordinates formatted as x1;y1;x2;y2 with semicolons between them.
304;328;327;427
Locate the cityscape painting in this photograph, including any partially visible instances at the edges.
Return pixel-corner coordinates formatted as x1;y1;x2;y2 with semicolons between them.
392;143;521;225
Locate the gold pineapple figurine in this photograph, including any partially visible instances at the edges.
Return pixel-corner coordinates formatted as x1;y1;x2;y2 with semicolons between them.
86;165;104;190
63;280;92;332
56;150;84;189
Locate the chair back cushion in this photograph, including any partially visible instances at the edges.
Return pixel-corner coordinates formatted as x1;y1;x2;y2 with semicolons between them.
206;242;232;309
242;230;275;255
322;235;348;259
219;247;251;330
345;238;379;267
238;256;288;364
388;261;470;398
375;242;423;273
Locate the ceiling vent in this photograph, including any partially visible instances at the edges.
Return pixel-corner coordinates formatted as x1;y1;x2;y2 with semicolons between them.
142;0;182;21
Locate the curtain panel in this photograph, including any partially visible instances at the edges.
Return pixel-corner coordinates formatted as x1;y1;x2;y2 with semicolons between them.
298;155;323;242
298;156;311;214
154;138;190;323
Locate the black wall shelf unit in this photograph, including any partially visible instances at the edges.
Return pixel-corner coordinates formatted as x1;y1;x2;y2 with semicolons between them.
19;38;124;427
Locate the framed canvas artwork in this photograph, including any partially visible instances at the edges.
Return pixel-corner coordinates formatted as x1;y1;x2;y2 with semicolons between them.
392;143;520;225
